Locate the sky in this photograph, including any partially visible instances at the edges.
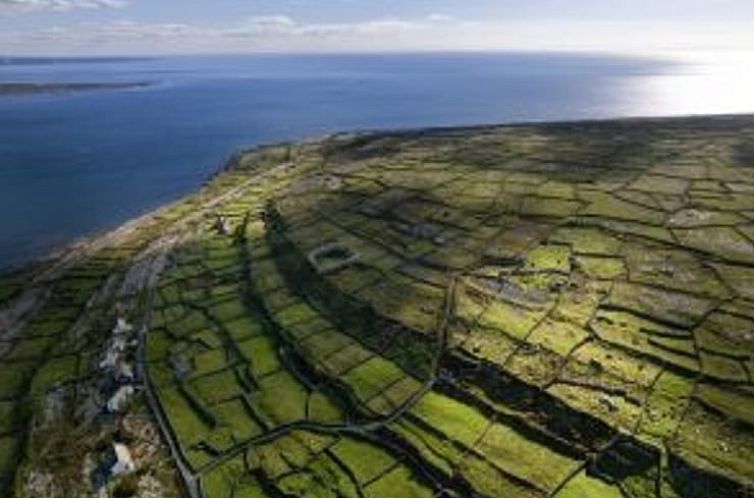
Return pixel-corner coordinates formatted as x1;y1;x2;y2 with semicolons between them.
1;0;754;56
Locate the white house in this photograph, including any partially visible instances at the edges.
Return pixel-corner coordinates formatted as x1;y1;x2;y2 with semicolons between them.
98;350;119;370
98;336;129;371
106;385;135;413
110;443;136;476
113;318;133;335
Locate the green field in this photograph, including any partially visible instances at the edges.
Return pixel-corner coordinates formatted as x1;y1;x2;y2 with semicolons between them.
3;115;754;497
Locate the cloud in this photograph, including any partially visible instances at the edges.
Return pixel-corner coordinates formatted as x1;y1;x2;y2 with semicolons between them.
19;20;202;45
426;13;455;23
246;15;297;30
224;16;423;40
1;14;753;55
0;0;127;12
6;16;426;52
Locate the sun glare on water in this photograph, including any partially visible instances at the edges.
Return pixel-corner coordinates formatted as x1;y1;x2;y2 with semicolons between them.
628;50;754;117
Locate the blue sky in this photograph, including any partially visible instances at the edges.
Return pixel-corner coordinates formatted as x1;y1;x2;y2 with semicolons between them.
2;0;754;55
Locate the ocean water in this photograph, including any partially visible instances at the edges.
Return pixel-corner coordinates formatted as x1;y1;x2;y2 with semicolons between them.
0;52;752;270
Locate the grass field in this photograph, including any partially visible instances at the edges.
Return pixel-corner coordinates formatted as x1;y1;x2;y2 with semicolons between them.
4;116;754;497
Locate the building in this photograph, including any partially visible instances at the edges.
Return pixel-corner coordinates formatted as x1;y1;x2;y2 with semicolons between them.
113;318;133;335
98;336;129;371
214;214;232;235
98;349;119;370
110;443;136;476
115;360;135;383
106;385;135;413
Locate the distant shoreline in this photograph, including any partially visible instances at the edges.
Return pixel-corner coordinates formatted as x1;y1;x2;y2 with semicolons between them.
0;56;156;66
0;81;154;96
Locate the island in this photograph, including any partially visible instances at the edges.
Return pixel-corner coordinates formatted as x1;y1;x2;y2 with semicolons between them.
0;81;153;96
1;115;753;498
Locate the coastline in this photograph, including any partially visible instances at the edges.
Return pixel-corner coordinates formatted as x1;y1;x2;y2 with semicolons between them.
0;141;283;278
2;111;752;279
0;81;154;96
2;110;754;497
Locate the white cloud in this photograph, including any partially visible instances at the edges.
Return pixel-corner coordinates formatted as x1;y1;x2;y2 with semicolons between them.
0;0;127;12
1;14;753;55
225;16;423;40
426;13;455;23
246;15;297;29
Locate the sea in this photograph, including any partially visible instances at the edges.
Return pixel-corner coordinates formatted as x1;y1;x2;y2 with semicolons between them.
1;52;753;270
